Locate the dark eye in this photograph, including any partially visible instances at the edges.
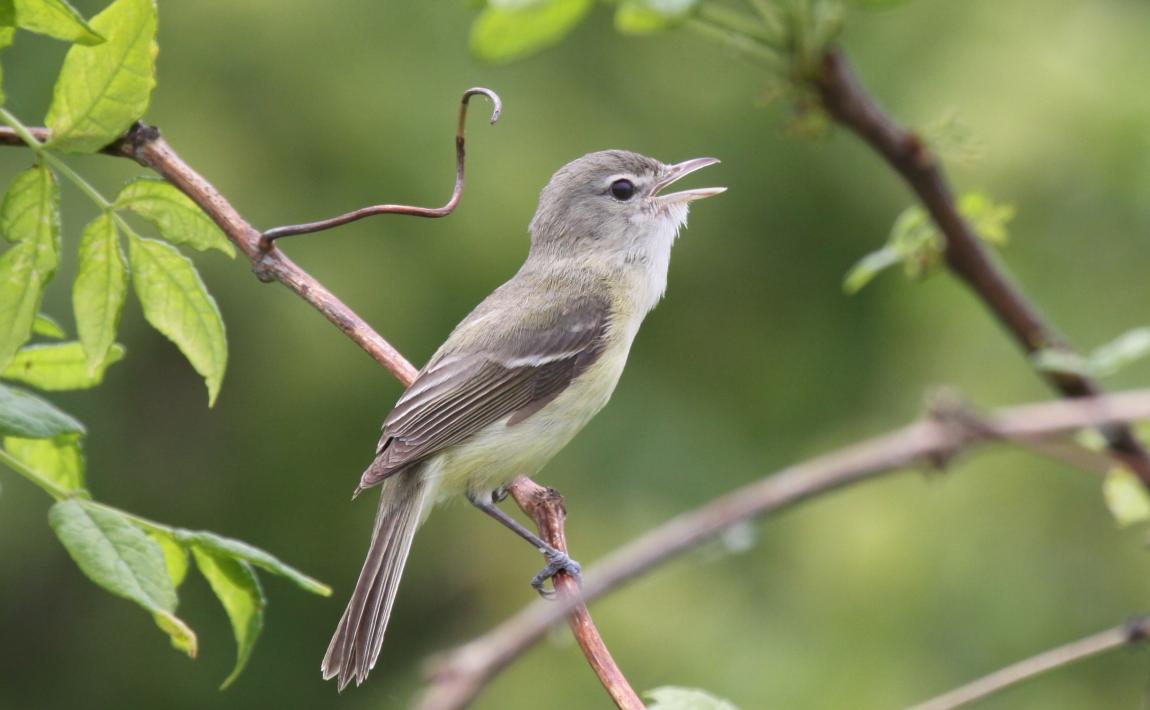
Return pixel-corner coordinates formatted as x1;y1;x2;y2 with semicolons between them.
609;179;635;201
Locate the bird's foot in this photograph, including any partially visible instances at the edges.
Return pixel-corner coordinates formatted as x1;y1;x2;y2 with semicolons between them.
531;547;582;599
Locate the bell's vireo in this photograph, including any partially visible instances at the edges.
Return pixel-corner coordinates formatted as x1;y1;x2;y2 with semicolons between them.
322;149;724;689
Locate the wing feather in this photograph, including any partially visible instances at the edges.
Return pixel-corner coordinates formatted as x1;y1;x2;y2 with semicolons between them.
358;294;611;489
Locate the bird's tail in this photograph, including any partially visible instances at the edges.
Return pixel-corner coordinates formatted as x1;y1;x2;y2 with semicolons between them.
322;470;432;690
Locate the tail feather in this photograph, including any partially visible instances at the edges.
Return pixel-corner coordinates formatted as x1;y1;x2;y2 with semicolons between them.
322;471;430;690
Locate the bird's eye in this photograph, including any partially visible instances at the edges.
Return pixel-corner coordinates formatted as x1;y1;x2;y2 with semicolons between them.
609;179;635;201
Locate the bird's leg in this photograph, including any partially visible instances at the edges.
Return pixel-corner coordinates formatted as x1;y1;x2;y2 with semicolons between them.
467;491;582;599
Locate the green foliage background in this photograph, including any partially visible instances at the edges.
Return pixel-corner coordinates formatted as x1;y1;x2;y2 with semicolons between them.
2;0;1150;708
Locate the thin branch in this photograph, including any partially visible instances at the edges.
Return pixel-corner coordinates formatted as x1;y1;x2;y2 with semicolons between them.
905;615;1150;710
505;479;645;710
415;390;1150;710
260;87;501;245
0;89;635;706
812;48;1150;486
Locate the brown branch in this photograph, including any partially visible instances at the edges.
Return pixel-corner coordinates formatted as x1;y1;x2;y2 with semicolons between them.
415;390;1150;710
905;615;1150;710
813;48;1150;486
505;479;645;710
1;90;635;706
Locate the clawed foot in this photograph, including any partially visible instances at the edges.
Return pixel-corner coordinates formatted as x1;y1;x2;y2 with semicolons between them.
530;547;582;599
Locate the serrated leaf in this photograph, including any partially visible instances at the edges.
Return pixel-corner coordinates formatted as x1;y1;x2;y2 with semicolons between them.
32;313;66;339
73;212;127;370
0;165;60;370
1103;468;1150;527
13;0;103;45
115;178;234;256
4;433;84;491
471;0;592;64
615;0;696;34
3;341;124;390
48;498;195;656
0;383;83;437
172;529;330;596
646;686;739;710
44;0;157;153
150;530;189;588
192;547;264;688
0;244;43;369
128;235;226;405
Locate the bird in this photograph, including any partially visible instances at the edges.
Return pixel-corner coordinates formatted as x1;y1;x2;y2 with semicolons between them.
321;149;724;690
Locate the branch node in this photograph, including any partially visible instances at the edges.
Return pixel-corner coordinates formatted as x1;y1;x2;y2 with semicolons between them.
1123;616;1150;643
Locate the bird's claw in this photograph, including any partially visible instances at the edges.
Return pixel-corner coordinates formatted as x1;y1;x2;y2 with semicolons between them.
530;548;582;599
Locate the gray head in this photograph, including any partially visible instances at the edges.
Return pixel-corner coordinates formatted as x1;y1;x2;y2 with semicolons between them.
528;150;724;256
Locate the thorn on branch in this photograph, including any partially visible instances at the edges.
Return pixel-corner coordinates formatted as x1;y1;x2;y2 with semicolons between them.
258;87;503;249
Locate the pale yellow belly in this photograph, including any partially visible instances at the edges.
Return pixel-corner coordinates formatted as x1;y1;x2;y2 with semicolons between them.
424;338;631;503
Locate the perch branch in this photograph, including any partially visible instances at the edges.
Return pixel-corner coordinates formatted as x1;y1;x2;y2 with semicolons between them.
506;479;645;710
813;48;1150;485
0;88;637;707
905;615;1150;710
415;390;1150;710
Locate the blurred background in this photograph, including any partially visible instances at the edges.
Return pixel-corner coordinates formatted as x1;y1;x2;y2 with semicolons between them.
3;0;1150;708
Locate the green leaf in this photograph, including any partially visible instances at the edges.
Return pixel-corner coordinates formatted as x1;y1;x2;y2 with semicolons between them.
49;498;195;655
13;0;104;45
0;244;43;368
1086;327;1150;377
1034;327;1150;380
32;312;66;339
842;245;901;294
153;609;197;657
615;0;696;34
73;212;127;370
1103;468;1150;527
471;0;593;64
150;530;190;588
0;165;60;369
646;686;739;710
0;383;84;437
128;235;227;405
958;192;1014;245
44;0;157;153
2;341;125;390
115;178;235;257
192;547;265;688
0;0;14;26
172;529;331;597
4;433;84;491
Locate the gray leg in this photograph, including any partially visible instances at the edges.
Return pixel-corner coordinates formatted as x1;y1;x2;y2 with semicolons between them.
468;491;582;598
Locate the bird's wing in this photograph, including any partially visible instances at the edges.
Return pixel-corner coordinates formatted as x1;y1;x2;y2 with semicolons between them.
358;294;611;489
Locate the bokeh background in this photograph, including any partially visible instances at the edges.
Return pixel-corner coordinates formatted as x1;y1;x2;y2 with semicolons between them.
3;1;1150;708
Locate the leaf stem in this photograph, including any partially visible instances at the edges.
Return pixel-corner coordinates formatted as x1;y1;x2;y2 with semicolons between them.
684;16;782;67
698;2;782;48
0;108;140;237
0;446;74;500
83;498;174;535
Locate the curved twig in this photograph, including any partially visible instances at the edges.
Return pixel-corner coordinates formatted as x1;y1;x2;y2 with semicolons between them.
415;390;1150;710
259;87;501;246
905;615;1150;710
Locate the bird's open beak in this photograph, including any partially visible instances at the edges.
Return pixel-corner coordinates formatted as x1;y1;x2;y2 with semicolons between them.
653;157;726;204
